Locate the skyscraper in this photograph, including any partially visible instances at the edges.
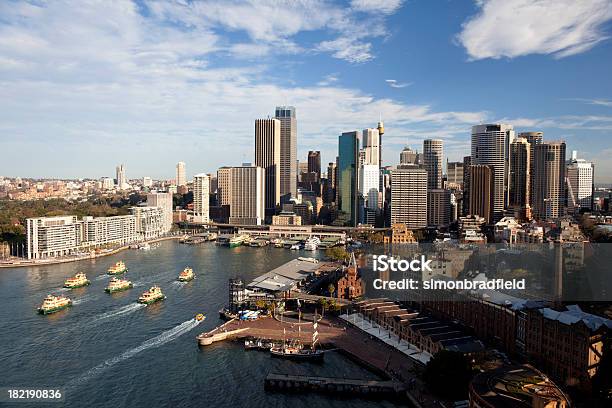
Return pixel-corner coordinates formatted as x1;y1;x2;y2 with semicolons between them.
229;165;265;226
307;151;321;179
115;164;126;189
427;189;451;227
360;164;379;211
509;137;531;220
519;131;543;210
192;174;210;224
469;165;494;224
423;139;443;190
566;151;594;211
362;128;380;166
275;106;297;200
255;118;281;216
146;192;173;232
217;167;232;207
325;161;337;204
390;166;427;229
471;124;515;222
338;131;360;226
399;146;420;165
176;161;186;187
533;141;566;220
446;161;464;188
462;156;471;216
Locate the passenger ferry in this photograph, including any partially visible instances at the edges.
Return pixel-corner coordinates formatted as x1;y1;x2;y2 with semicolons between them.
304;237;321;251
178;267;195;282
137;286;165;304
107;261;128;275
63;273;90;289
37;294;72;315
105;277;133;293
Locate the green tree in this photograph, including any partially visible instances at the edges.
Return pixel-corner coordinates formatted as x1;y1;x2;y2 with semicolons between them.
325;246;349;262
423;350;473;400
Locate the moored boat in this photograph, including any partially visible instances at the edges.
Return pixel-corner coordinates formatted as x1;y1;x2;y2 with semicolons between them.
107;261;128;275
178;267;195;282
269;320;324;361
37;294;72;315
63;273;90;289
105;277;133;293
137;286;165;304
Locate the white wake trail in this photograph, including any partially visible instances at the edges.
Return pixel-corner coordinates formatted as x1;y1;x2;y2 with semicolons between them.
66;318;202;389
90;303;146;323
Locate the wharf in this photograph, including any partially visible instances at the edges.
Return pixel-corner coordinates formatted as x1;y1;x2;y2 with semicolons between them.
264;373;406;396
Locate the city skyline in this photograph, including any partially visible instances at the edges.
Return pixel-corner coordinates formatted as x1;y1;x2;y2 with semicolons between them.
1;1;612;182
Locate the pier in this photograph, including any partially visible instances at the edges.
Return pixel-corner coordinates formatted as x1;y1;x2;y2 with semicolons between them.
264;373;406;396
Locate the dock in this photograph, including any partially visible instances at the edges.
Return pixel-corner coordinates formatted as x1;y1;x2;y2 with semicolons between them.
264;373;406;396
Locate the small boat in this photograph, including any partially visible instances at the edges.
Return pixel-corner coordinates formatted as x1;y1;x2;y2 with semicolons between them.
137;286;165;304
63;273;90;289
304;237;320;251
38;294;72;315
105;277;133;293
108;261;128;275
195;313;206;321
245;338;278;351
290;244;301;250
178;267;195;282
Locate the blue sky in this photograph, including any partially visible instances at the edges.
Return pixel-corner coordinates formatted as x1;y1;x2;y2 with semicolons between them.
1;0;612;182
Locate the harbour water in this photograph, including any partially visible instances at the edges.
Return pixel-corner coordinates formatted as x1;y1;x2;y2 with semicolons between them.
0;241;404;407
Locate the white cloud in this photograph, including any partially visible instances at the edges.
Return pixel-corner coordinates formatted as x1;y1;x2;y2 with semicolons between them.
385;79;411;88
457;0;612;60
317;37;374;63
351;0;403;14
567;98;612;108
318;74;339;86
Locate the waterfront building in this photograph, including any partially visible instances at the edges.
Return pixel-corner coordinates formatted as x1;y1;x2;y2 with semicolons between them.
192;174;210;224
130;206;164;241
217;166;232;207
390;166;427;229
255;118;281;215
146;191;173;232
423;139;443;190
519;131;543;210
468;165;494;224
275;106;297;200
566;151;594;212
307;151;321;180
338;131;360;226
399;146;420;166
471;124;515;222
532;141;566;220
176;161;186;187
83;214;137;246
115;164;127;189
229;165;265;225
509;136;531;220
427;189;451;228
272;212;302;226
26;216;83;259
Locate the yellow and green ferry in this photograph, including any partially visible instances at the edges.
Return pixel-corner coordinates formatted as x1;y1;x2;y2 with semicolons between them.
37;294;72;315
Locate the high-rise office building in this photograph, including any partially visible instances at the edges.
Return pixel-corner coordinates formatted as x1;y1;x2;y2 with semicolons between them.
519;132;543;209
427;189;451;227
471;124;515;222
469;165;494;224
308;151;321;179
146;192;173;232
338;131;360;226
217;167;232;207
399;146;420;165
229;165;265;225
192;174;210;224
362;128;380;166
532;141;566;219
255;118;281;215
509;137;531;220
115;164;127;189
275;106;297;200
446;161;464;188
360;164;379;211
566;151;594;211
462;156;471;215
325;161;337;204
390;166;427;229
176;161;186;187
423;139;443;190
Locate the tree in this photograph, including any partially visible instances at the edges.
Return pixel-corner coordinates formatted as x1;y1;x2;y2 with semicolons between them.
423;350;473;400
325;246;350;262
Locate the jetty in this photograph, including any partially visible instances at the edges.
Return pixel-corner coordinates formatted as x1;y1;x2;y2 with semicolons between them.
264;373;406;397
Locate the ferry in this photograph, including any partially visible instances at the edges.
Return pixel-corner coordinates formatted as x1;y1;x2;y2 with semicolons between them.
304;237;321;251
137;286;165;304
63;273;90;289
195;313;206;322
107;261;128;275
37;294;72;315
228;234;249;248
178;267;195;282
105;277;133;293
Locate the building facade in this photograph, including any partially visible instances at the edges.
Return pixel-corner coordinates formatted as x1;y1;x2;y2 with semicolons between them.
255;118;281;215
146;191;173;232
566;151;594;211
275;106;297;200
192;174;210;224
509;137;531;220
338;131;360;226
229;165;265;225
427;189;451;228
532;141;566;219
176;161;186;187
390;166;427;229
423;139;443;190
469;165;494;224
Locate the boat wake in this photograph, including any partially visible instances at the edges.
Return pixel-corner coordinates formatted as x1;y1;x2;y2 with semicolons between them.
72;295;94;305
90;303;146;324
95;275;108;281
65;318;203;389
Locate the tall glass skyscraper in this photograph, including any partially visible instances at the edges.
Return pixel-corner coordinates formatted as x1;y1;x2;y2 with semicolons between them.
274;106;297;201
338;131;360;226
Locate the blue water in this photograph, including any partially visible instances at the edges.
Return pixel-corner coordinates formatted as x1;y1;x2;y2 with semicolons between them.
0;241;404;407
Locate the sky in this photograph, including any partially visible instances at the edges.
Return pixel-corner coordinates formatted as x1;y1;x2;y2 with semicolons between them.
1;0;612;182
